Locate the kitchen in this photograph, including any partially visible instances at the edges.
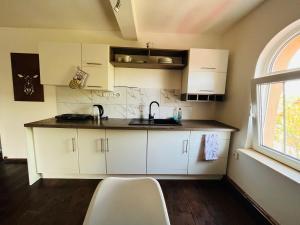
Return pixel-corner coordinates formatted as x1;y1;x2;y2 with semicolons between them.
0;1;300;225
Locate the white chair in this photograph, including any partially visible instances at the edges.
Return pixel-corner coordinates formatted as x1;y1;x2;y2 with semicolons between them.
83;177;171;225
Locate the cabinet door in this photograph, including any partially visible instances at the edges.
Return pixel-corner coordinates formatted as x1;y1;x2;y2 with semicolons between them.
106;130;147;174
188;131;230;175
81;44;113;91
147;131;190;174
78;129;106;174
39;42;81;85
189;48;229;73
187;71;226;94
33;128;78;174
213;72;227;94
187;71;215;94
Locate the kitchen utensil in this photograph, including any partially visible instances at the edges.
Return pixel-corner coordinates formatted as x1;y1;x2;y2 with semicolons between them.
69;67;89;89
93;104;104;120
116;56;123;62
123;55;132;63
158;57;173;64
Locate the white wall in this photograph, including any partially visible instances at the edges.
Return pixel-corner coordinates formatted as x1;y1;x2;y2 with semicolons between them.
0;27;221;158
217;1;300;225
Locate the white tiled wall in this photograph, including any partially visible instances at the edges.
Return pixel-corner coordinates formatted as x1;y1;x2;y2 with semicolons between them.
56;86;216;120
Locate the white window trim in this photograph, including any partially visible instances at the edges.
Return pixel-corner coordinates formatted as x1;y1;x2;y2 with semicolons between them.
250;19;300;171
251;69;300;171
255;19;300;77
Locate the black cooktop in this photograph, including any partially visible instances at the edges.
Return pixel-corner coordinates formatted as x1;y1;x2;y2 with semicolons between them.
55;114;93;122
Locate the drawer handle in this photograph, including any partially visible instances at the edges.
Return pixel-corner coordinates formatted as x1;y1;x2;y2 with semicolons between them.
200;90;214;92
72;138;76;152
86;62;102;65
201;67;216;70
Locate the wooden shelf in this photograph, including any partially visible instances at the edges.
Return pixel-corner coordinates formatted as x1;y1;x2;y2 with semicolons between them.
110;61;186;70
110;46;188;70
181;94;225;102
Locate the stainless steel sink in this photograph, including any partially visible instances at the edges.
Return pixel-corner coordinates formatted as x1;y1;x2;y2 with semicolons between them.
129;118;181;126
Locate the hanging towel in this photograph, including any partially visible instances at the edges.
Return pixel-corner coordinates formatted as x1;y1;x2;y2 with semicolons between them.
204;134;219;160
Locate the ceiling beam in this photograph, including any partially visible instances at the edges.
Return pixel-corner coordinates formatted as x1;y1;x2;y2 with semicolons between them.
109;0;138;40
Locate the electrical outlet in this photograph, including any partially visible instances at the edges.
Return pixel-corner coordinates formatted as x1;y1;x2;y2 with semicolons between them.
233;151;239;160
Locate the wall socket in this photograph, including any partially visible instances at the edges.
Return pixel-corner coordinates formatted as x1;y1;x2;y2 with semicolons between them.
233;151;239;160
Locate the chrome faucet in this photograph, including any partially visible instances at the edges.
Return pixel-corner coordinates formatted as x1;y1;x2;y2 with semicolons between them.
149;101;159;120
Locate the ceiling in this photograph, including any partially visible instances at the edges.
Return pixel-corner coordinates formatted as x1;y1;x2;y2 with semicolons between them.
0;0;119;31
0;0;263;35
134;0;264;34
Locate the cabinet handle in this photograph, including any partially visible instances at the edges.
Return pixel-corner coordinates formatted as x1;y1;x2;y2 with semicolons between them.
96;138;102;152
86;62;102;65
183;140;189;154
87;85;103;88
200;90;214;92
72;138;76;152
100;138;104;153
201;67;216;70
106;138;109;152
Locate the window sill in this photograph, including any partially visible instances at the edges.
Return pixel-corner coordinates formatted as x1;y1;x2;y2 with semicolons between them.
237;148;300;184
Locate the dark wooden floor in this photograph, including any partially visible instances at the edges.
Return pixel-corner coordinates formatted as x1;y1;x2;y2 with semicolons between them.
0;161;270;225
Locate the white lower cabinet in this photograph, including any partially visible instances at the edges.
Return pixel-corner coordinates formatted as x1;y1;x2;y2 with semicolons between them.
188;131;230;175
77;129;106;174
33;128;79;174
32;128;231;177
147;131;190;174
105;130;147;174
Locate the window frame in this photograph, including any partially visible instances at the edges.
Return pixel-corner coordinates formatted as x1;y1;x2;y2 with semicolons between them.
251;69;300;171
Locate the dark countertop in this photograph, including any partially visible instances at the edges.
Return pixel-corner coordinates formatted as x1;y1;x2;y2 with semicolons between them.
24;118;238;132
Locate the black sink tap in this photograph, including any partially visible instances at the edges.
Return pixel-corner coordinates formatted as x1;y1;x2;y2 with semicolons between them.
149;101;159;120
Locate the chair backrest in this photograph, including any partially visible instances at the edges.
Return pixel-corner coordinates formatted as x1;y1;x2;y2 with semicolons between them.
83;177;170;225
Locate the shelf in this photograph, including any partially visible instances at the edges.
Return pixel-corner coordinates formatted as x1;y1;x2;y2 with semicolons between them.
181;94;225;102
110;46;188;70
110;61;186;70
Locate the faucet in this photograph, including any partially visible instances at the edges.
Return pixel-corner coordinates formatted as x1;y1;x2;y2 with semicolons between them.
149;101;159;120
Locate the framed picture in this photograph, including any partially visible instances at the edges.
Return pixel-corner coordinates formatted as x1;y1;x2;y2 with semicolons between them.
10;53;44;102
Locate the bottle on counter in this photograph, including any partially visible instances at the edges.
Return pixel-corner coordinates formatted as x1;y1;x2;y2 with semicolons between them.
177;108;182;122
173;107;178;121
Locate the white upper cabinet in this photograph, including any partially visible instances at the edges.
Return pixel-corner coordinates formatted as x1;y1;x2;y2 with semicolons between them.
39;42;81;86
39;42;114;91
182;48;229;95
105;130;147;174
81;44;114;91
77;129;106;174
189;48;229;73
187;71;227;94
147;131;190;174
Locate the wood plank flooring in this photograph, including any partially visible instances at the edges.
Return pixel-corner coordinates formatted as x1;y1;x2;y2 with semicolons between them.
0;162;271;225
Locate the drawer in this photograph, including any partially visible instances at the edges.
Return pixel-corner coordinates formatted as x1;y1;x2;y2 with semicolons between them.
188;157;228;175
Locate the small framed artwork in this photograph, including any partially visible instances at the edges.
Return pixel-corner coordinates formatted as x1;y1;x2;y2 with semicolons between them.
10;53;44;102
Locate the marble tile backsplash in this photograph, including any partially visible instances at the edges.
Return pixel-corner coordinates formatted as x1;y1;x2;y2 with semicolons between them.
56;86;216;120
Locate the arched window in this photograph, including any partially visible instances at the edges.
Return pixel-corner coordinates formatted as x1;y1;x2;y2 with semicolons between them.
252;20;300;171
271;34;300;72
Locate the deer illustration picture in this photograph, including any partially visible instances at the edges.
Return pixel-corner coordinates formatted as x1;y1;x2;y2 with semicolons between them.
17;74;39;96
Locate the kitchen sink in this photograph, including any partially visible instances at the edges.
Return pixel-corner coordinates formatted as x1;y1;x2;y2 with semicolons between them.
129;118;181;126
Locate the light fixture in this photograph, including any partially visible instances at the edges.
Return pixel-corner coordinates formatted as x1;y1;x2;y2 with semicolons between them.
114;0;121;12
